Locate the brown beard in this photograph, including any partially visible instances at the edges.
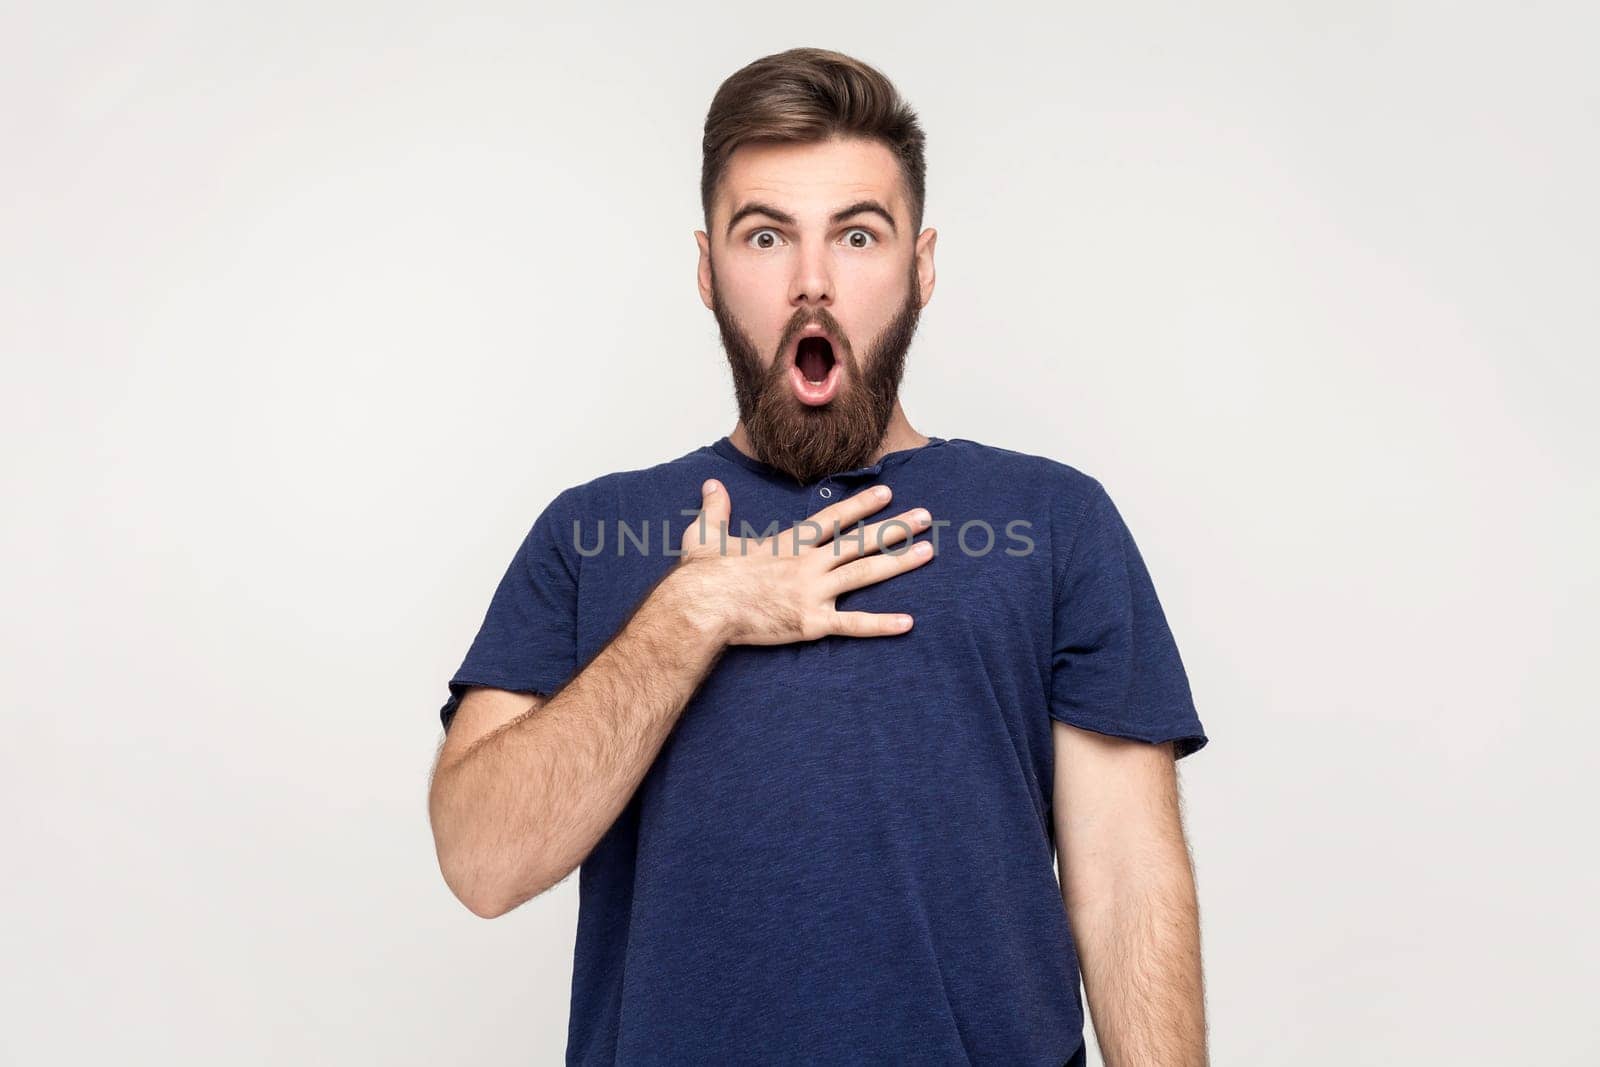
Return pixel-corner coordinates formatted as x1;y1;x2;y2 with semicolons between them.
710;256;923;486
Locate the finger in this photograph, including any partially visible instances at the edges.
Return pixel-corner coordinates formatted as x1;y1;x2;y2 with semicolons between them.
827;537;935;595
829;609;915;637
821;507;931;566
800;484;893;544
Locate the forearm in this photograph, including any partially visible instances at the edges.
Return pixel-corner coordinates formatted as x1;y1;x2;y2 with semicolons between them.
431;567;728;916
1067;837;1208;1066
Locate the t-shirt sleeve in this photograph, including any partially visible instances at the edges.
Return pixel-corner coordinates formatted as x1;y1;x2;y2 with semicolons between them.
1050;479;1208;758
438;487;582;734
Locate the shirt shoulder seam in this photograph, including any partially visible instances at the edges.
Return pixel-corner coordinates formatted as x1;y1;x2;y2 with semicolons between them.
1053;477;1106;605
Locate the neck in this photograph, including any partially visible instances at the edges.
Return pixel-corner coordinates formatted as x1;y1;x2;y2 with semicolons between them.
726;401;928;466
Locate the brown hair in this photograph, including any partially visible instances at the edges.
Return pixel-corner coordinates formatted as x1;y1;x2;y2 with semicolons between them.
701;47;928;236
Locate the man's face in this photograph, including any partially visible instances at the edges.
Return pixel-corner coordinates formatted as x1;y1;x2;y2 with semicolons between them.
696;135;937;486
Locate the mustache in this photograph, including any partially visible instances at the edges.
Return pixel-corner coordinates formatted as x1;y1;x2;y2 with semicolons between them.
776;310;849;362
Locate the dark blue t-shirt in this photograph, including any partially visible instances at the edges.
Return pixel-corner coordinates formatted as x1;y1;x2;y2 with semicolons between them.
440;434;1207;1065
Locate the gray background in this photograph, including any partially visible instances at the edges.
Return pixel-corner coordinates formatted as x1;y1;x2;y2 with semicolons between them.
3;2;1596;1063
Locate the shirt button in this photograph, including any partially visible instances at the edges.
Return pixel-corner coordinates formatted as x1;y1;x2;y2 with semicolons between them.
818;486;833;498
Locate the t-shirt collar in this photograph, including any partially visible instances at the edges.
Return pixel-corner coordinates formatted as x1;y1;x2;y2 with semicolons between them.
708;434;947;487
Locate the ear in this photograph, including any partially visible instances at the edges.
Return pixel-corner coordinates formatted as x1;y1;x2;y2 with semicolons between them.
694;230;714;310
914;227;937;308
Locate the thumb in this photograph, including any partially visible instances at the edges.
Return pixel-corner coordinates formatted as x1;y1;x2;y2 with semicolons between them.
699;478;731;534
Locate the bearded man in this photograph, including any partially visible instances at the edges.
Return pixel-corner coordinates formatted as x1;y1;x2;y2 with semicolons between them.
430;46;1211;1067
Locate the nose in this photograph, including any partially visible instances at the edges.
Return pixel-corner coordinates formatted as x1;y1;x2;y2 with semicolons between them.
788;238;833;308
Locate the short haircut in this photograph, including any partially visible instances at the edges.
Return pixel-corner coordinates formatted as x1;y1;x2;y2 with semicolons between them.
700;47;928;236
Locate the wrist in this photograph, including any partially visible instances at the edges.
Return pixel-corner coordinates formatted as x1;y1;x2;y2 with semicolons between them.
657;562;736;649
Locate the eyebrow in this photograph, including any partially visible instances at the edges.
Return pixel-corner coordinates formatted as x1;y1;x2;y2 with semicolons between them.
724;199;899;240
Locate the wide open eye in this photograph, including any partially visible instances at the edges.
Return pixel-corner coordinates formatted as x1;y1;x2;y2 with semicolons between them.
843;228;877;249
748;228;784;250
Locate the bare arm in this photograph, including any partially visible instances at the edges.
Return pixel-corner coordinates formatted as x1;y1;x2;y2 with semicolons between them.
1053;721;1208;1066
429;565;728;917
429;477;935;918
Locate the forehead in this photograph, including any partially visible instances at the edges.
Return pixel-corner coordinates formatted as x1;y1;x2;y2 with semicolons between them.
714;136;907;228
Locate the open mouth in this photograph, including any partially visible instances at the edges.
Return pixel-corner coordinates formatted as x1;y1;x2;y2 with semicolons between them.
795;336;836;384
788;333;843;406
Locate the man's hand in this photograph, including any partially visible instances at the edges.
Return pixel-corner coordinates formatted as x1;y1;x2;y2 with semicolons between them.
672;478;934;646
430;477;936;917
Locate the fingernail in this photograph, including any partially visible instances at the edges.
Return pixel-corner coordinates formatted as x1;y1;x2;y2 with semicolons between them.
875;485;891;499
